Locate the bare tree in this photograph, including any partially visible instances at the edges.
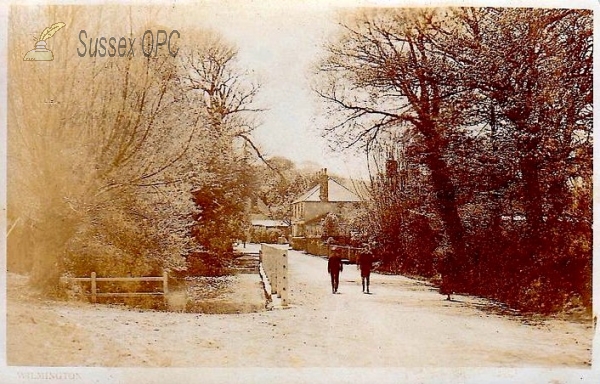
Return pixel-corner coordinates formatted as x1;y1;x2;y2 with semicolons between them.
316;8;470;296
315;7;592;310
8;6;245;287
177;31;266;272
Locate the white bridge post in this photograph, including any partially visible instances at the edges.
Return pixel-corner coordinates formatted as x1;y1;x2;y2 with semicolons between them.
279;251;288;306
261;243;289;307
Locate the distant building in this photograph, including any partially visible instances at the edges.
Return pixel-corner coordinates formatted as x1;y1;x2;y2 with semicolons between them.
250;219;289;231
246;196;290;243
291;168;362;239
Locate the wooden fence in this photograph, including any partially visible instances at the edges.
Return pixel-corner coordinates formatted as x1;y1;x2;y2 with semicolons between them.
260;244;289;307
292;238;365;263
329;245;366;264
60;272;169;304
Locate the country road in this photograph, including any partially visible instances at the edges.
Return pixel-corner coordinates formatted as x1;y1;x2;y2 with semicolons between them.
272;247;593;367
6;245;593;373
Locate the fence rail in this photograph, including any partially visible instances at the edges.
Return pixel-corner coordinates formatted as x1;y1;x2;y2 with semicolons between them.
60;272;169;304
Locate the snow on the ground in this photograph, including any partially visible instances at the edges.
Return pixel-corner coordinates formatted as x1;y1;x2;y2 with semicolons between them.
6;246;593;370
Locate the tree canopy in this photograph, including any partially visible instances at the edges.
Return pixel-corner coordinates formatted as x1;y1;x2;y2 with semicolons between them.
316;7;592;313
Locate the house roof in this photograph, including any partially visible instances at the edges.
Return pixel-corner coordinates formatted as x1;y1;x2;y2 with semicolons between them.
292;178;362;204
251;219;289;227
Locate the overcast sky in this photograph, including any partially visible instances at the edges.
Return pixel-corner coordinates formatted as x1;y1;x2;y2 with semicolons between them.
2;0;595;182
162;0;595;181
166;1;370;179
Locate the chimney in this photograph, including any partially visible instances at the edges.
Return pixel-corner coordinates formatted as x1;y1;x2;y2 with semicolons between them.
319;168;329;202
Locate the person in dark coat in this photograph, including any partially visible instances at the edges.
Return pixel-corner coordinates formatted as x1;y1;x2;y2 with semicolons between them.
359;250;373;294
327;253;343;294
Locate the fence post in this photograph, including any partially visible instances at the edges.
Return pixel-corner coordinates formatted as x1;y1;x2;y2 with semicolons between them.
91;272;97;304
269;247;277;295
163;271;169;294
163;271;169;306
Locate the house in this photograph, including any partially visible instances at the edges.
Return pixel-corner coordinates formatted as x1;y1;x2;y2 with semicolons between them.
250;218;289;231
246;195;290;243
291;168;362;240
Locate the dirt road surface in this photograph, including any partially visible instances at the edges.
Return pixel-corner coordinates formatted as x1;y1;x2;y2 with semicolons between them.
5;245;595;383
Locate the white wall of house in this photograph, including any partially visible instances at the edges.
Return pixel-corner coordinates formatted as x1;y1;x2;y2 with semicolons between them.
292;201;361;238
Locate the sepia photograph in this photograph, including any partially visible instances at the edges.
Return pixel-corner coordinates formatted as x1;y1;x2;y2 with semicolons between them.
1;0;597;382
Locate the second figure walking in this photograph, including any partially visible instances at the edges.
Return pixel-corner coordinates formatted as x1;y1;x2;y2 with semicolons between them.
359;251;373;294
328;253;343;294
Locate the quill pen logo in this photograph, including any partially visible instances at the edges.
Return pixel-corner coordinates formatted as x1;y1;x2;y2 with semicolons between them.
23;22;66;61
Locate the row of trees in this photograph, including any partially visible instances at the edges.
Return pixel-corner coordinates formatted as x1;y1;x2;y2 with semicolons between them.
8;6;263;288
316;8;592;313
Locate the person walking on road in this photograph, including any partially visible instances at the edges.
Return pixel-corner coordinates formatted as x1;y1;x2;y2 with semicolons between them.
359;247;373;294
328;253;343;293
327;238;343;294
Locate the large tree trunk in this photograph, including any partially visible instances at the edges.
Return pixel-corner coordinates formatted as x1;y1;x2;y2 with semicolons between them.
419;119;468;296
519;153;544;254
